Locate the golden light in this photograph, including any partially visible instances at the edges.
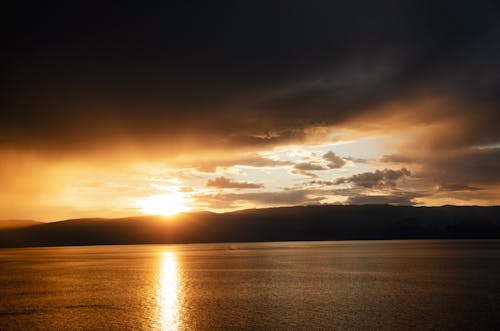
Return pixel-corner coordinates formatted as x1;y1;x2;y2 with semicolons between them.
155;251;181;330
137;193;190;216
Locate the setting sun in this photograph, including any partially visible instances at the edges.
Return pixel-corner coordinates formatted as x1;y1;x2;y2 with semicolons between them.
137;193;190;216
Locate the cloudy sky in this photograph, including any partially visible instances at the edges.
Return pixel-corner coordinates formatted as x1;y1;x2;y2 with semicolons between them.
2;1;500;220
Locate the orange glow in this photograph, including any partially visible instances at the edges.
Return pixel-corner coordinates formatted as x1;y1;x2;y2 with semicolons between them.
156;252;181;330
137;193;190;216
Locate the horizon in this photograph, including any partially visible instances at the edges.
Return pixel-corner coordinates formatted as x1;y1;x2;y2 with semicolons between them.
2;203;500;224
2;204;500;249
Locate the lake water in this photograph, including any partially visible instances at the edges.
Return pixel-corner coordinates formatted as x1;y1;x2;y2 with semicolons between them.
1;240;499;330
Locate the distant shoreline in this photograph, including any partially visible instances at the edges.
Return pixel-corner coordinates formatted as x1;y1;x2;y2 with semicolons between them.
1;205;499;248
3;237;500;250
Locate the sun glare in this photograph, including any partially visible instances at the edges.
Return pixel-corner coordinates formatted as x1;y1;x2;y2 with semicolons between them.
156;252;181;330
138;193;190;216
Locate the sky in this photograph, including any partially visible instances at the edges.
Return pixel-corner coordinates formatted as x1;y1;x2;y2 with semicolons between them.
1;1;500;221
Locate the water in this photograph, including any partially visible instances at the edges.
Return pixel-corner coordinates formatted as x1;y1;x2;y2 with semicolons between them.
1;240;499;330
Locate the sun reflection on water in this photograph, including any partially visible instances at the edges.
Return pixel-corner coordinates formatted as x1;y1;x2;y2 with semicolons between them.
156;251;181;330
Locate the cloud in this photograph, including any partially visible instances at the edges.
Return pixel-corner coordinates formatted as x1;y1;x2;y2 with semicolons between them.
346;192;421;206
193;155;293;173
290;169;320;178
294;162;328;171
2;1;500;219
335;168;411;188
344;156;368;163
322;151;346;168
206;176;263;189
379;154;415;164
380;146;500;188
197;189;326;209
307;180;338;187
291;151;346;177
2;1;499;158
420;147;500;186
433;183;481;192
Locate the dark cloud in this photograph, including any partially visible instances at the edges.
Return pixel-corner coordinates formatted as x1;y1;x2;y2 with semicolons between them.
2;0;500;212
1;0;500;157
290;169;320;179
434;183;481;192
199;183;421;209
198;189;326;209
379;147;500;190
294;163;328;171
379;154;416;164
421;147;500;186
307;180;338;187
291;151;346;177
346;192;421;206
292;161;328;178
206;176;263;189
322;151;346;168
335;168;411;188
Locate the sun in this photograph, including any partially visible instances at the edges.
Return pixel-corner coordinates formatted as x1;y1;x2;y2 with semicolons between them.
137;193;190;216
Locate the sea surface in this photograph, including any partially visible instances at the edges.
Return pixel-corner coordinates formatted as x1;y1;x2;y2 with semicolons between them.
1;240;499;330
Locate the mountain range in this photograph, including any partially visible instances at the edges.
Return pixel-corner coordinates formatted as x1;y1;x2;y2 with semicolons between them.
1;205;500;248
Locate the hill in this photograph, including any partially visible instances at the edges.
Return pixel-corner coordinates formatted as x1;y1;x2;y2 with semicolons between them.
0;220;42;230
0;205;499;248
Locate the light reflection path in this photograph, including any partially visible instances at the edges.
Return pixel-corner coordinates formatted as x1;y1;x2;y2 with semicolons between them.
156;251;181;331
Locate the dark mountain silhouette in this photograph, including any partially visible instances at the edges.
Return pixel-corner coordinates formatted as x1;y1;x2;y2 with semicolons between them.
1;205;499;248
0;220;41;230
